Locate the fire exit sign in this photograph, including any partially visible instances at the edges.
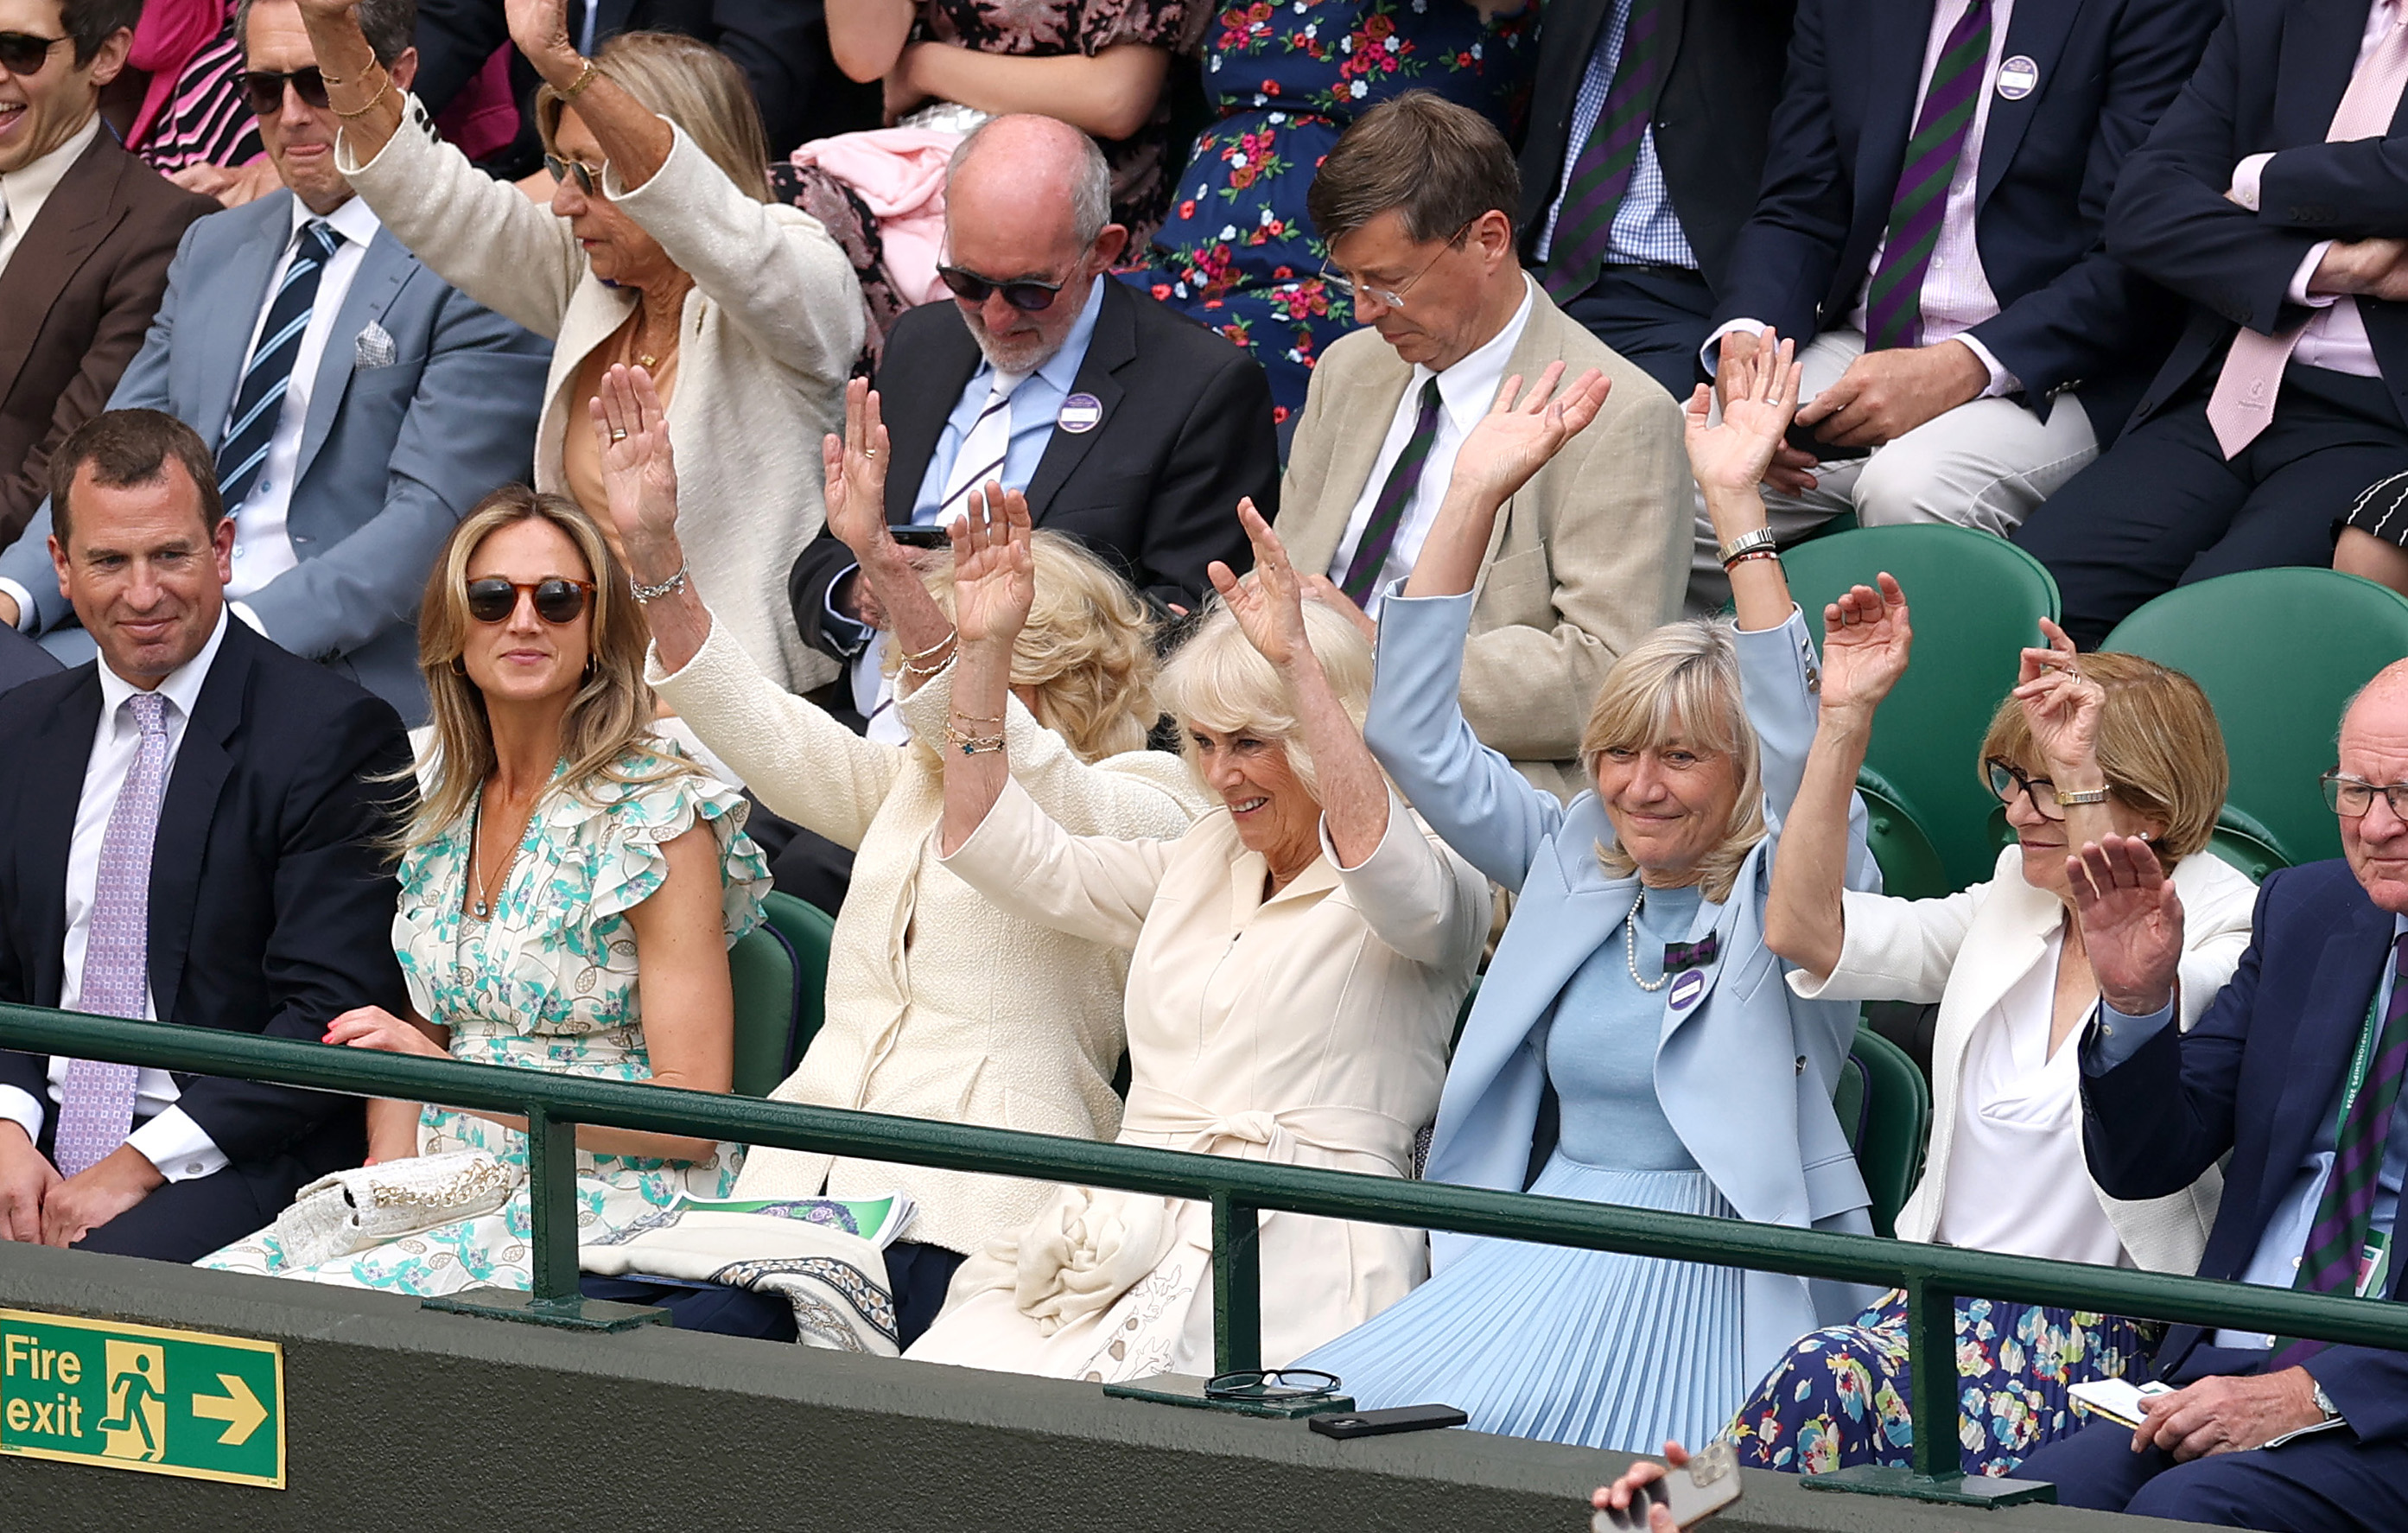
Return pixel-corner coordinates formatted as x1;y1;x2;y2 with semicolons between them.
0;1308;283;1489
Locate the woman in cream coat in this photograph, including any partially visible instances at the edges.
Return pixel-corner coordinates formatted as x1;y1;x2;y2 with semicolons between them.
594;370;1206;1344
1725;590;2255;1479
300;0;861;693
903;492;1489;1379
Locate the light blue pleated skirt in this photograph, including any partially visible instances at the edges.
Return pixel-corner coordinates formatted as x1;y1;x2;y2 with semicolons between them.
1296;1154;1747;1453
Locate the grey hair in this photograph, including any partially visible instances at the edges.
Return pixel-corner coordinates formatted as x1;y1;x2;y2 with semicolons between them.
948;115;1115;250
1160;598;1376;805
239;0;418;66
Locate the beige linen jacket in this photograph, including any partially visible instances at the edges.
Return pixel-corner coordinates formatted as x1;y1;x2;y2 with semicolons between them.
1276;285;1688;799
338;100;861;694
1791;845;2260;1275
649;626;1208;1255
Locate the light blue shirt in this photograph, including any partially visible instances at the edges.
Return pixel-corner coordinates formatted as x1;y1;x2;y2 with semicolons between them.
1532;0;1698;272
822;280;1107;656
2087;915;2408;1348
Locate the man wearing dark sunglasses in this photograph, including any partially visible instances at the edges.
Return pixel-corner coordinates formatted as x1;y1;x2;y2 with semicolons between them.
0;0;548;727
0;0;215;547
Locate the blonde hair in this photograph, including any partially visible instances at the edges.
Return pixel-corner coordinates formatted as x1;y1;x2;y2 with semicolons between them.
408;487;692;849
537;32;772;204
1579;619;1766;906
1159;598;1376;803
1979;652;2227;864
900;531;1161;763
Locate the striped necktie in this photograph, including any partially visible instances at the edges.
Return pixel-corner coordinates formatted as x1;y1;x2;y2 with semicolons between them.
2269;932;2408;1367
1862;0;1992;352
54;692;172;1177
1541;0;1668;304
937;369;1028;522
215;219;342;509
1341;378;1445;605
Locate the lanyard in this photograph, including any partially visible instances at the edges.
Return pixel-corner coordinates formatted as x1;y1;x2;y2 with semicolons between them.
2337;983;2388;1132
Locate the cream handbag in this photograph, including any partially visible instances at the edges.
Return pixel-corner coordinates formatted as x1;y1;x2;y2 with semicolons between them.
264;1150;522;1270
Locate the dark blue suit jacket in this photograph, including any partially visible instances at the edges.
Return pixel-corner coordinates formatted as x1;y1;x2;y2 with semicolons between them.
1714;0;2218;438
2108;0;2408;428
2080;859;2408;1442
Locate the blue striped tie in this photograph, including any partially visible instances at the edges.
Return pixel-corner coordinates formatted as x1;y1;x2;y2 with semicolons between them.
215;219;341;508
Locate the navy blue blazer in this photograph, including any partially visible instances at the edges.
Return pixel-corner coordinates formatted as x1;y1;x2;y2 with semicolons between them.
1713;0;2218;438
2108;0;2408;428
2079;859;2408;1443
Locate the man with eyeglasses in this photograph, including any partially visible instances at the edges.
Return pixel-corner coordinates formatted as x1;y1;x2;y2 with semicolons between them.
1276;92;1688;802
0;0;547;726
787;112;1277;745
0;0;213;550
2014;663;2408;1527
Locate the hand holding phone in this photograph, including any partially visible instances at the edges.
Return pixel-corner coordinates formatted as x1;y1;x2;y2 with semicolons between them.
1592;1441;1741;1531
1784;419;1871;462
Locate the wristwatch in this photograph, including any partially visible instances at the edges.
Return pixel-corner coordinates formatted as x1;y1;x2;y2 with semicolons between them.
2053;786;2110;807
2310;1379;2341;1422
1718;527;1777;568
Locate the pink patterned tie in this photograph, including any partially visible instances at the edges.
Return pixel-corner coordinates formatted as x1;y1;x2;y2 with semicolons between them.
54;692;171;1176
2206;11;2408;457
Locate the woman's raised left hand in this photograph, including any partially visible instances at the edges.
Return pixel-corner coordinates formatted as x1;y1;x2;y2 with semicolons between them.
1819;573;1912;716
947;481;1035;650
1209;499;1310;668
1686;326;1801;499
592;364;683;580
505;0;583;84
2012;617;2106;776
1449;361;1612;507
323;1007;448;1059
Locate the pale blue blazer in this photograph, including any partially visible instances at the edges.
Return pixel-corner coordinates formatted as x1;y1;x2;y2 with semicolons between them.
1364;591;1879;1376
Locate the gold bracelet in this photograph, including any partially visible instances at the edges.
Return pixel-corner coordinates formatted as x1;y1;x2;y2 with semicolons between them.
560;58;601;101
334;64;393;120
944;724;1005;756
948;709;1005;726
899;630;956;665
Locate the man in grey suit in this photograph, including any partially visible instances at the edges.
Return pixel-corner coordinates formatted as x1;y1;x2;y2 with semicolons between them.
0;0;547;724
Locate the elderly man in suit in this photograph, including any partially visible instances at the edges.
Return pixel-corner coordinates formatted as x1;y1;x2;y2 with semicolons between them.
1700;0;2218;587
2016;0;2408;646
0;0;548;725
2011;661;2408;1529
1277;91;1688;801
1519;0;1797;401
0;0;215;544
0;409;411;1262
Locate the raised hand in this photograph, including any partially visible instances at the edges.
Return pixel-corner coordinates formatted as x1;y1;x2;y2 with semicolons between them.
290;0;366;22
947;482;1035;651
2068;834;2184;1016
2011;617;2106;776
1687;327;1802;497
1449;361;1612;508
822;377;895;561
1208;499;1310;668
1819;573;1911;716
591;364;682;576
505;0;582;80
1300;574;1376;646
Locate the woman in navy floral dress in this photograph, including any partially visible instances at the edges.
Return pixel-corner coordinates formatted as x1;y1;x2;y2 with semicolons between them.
1122;0;1534;423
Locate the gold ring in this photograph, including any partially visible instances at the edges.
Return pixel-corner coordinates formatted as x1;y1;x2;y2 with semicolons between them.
609;429;628;442
864;448;879;458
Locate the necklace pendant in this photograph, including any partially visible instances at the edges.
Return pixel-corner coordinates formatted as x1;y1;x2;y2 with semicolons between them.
473;897;489;919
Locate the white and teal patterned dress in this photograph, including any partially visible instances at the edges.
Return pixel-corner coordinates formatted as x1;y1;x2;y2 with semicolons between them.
201;751;771;1294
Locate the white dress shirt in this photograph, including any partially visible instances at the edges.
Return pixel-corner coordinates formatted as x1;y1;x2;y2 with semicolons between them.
0;611;233;1182
0;112;100;276
1324;276;1538;614
2227;0;2401;378
1707;0;2021;394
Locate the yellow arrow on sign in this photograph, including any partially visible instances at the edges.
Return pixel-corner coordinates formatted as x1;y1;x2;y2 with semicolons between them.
191;1375;267;1447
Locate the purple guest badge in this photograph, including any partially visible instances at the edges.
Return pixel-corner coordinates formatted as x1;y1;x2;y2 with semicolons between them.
1058;393;1105;433
1668;968;1709;1013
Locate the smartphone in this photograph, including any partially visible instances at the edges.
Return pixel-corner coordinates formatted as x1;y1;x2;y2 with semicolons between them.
1592;1441;1742;1531
2068;1378;2176;1428
1784;419;1871;462
1308;1404;1468;1439
888;525;953;550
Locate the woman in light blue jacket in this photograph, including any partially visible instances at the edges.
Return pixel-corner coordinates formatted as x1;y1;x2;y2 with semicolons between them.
1299;337;1880;1453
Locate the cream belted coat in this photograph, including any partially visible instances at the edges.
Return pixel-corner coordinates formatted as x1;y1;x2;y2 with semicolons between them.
904;778;1490;1377
649;627;1206;1255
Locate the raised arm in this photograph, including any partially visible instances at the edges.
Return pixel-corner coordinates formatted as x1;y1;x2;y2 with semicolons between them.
821;378;963;693
505;0;675;187
1682;328;1801;634
937;483;1036;860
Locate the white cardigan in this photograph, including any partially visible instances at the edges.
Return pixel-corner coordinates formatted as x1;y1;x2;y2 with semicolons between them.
339;100;862;694
1791;845;2259;1275
649;625;1208;1255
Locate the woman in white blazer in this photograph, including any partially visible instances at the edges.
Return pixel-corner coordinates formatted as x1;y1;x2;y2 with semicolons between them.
303;0;861;694
1725;585;2255;1481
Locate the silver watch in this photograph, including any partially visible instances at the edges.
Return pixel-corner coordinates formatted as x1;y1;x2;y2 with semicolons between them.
1718;527;1778;566
2311;1379;2341;1421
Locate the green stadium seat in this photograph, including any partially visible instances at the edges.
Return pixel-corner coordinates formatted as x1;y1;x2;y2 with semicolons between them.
728;923;798;1098
1778;525;2061;891
1856;766;1952;901
760;891;836;1070
1833;1023;1930;1239
2101;568;2408;868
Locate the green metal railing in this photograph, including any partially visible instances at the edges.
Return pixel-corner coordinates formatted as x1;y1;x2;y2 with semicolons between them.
7;1002;2408;1504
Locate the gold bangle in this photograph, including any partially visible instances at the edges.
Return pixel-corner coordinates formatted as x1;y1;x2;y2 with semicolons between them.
899;630;956;665
334;66;393;120
944;724;1004;756
560;58;601;101
948;710;1005;726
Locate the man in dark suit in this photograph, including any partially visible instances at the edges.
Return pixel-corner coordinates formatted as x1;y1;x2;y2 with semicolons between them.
2016;664;2408;1526
2016;0;2408;647
1698;0;2216;587
1519;0;1797;401
0;626;60;693
0;0;215;545
0;409;411;1262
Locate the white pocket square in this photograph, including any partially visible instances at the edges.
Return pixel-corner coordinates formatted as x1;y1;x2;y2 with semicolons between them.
353;321;397;370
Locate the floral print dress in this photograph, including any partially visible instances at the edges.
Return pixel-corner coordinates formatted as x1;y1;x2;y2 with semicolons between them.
200;754;772;1296
1121;0;1534;422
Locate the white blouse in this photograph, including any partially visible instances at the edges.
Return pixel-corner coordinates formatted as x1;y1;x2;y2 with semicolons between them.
1934;928;2131;1268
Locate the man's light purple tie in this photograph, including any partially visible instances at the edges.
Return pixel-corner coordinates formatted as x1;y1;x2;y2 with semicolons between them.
54;691;170;1176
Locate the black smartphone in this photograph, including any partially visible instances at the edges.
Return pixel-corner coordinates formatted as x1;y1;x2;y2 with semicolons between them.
1784;420;1871;461
1307;1404;1468;1439
888;525;953;549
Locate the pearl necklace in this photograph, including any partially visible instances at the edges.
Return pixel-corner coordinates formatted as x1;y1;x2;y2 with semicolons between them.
1625;887;1669;992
